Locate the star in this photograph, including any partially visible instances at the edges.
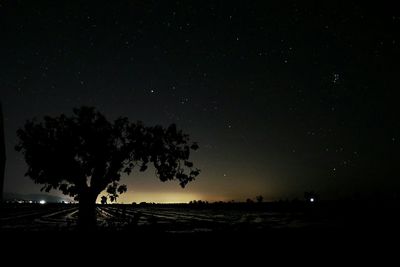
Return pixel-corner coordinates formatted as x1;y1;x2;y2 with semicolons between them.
332;73;340;84
180;97;189;104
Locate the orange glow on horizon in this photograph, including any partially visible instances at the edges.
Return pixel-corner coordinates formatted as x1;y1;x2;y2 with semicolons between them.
97;191;212;204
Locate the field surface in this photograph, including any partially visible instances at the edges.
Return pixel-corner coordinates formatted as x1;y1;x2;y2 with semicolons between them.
0;203;341;232
1;202;399;234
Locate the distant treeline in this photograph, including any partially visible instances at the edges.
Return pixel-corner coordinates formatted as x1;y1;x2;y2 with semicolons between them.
127;196;400;210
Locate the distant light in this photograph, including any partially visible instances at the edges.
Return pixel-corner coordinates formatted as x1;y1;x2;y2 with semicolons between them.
29;201;33;204
39;200;46;204
310;198;315;203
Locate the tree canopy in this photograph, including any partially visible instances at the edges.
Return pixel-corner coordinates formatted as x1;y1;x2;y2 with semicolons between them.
15;106;200;203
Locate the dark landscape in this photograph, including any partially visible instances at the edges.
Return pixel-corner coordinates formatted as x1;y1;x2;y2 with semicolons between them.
1;1;399;251
2;199;400;234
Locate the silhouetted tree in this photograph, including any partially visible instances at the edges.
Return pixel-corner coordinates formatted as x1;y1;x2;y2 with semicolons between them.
246;198;254;204
256;195;263;203
15;106;200;229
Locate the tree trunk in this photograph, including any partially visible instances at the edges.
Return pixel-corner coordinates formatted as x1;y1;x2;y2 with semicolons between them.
78;191;98;230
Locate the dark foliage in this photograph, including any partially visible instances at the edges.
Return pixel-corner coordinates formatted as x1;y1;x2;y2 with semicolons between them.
256;195;264;203
15;106;200;227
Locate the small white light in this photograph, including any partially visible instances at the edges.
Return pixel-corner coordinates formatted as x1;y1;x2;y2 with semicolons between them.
310;198;314;202
39;200;46;204
29;201;33;204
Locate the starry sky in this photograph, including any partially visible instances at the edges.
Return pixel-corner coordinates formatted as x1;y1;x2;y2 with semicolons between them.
1;1;399;203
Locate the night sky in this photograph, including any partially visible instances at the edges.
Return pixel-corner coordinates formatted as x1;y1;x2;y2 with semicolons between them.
1;1;399;203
